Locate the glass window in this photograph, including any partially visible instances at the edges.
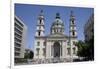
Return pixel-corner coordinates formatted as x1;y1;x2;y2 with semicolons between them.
15;52;20;56
73;41;76;45
15;28;22;35
15;23;23;30
37;41;40;46
43;48;46;56
72;32;75;36
15;42;21;47
72;20;74;24
72;27;74;30
67;42;70;46
67;48;70;55
38;31;41;36
43;42;46;46
40;19;42;24
15;47;20;51
15;37;21;43
36;48;40;55
73;48;76;54
15;18;24;27
15;33;22;39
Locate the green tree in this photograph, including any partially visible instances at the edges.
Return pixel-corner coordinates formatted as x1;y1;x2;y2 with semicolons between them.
85;38;94;60
24;52;29;59
76;41;88;57
76;38;94;61
24;50;34;59
29;51;34;59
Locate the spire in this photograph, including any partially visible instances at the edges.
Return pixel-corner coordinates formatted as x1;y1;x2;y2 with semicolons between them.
39;10;43;16
41;10;43;13
69;10;77;38
38;10;44;20
70;10;75;20
70;10;74;16
35;10;45;37
56;13;60;19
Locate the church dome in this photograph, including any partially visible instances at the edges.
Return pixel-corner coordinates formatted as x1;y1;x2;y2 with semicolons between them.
51;13;64;34
54;18;63;24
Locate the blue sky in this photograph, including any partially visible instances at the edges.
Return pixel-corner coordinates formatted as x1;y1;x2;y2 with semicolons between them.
15;4;94;50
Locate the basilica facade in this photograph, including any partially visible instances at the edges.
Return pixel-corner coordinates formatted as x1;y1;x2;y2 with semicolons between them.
34;10;78;61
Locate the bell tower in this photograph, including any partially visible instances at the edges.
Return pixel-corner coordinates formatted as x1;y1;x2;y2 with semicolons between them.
35;10;45;37
69;11;77;38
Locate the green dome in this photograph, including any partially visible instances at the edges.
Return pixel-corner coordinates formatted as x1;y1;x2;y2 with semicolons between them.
52;19;64;28
51;13;64;34
53;19;63;25
52;13;64;28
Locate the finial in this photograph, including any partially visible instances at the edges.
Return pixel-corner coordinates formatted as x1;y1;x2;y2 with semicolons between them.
70;10;74;16
39;10;43;16
41;10;43;13
56;12;60;19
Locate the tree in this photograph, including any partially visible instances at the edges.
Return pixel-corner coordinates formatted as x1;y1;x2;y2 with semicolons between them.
24;52;29;59
29;51;34;59
76;40;88;57
24;50;34;59
86;38;94;60
76;38;94;61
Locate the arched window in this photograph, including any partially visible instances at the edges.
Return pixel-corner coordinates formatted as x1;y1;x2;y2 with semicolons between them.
73;48;76;54
43;48;46;56
43;42;46;46
72;20;74;24
37;41;40;46
36;48;40;55
72;32;75;36
38;31;41;36
67;48;70;55
40;19;42;24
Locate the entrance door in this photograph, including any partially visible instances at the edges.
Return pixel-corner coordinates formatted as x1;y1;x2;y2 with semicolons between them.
53;42;60;58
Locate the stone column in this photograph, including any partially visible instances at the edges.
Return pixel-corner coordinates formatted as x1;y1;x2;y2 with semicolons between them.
46;41;50;59
62;40;67;58
60;41;62;58
51;41;54;58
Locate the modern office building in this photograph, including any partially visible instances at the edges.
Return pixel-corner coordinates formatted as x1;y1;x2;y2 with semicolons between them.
34;10;78;62
84;14;94;42
14;15;27;62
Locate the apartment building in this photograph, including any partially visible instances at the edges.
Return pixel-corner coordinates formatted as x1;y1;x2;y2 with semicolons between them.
14;15;27;62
